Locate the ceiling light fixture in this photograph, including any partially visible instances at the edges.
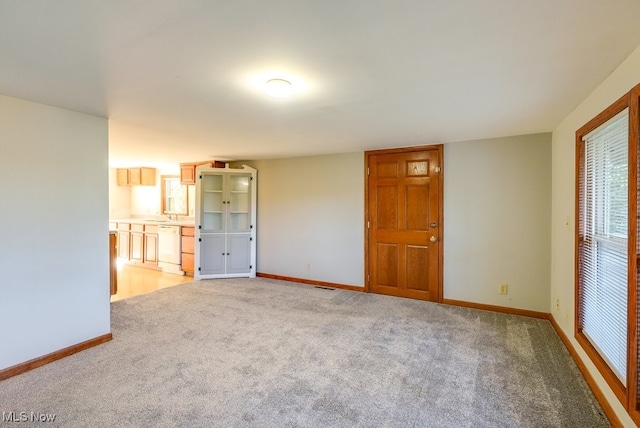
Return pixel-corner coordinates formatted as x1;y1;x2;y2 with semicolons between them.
264;78;294;98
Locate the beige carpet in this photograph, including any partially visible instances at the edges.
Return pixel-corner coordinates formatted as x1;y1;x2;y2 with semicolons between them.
0;278;609;427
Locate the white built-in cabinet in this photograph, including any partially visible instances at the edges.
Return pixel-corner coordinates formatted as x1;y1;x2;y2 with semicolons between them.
195;165;256;279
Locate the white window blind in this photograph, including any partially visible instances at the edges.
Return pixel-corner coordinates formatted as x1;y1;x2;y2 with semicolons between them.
579;108;629;382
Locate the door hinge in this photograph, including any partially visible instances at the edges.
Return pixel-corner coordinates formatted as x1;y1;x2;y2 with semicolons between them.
199;175;202;179
199;238;202;242
367;221;370;228
250;176;253;181
250;265;253;269
198;267;201;271
367;167;370;176
199;225;202;229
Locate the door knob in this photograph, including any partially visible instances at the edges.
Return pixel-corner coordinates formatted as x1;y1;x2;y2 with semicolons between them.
430;236;437;243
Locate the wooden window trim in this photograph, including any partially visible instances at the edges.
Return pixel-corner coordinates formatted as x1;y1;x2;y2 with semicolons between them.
629;83;640;425
574;83;640;418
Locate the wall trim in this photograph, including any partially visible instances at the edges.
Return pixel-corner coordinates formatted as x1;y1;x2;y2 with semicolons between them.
0;333;112;382
442;298;549;319
257;272;365;292
548;315;622;427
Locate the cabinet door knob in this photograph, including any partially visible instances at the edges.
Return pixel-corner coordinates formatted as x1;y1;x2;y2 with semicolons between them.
430;236;437;243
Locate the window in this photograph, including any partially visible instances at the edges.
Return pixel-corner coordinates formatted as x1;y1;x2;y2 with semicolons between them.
161;175;188;216
578;109;629;381
575;84;640;418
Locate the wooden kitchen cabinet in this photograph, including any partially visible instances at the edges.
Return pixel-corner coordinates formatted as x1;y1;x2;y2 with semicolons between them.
130;167;156;186
130;224;144;263
113;222;163;270
116;223;131;260
116;167;156;186
116;169;129;186
181;226;195;275
129;168;141;185
180;161;225;185
180;164;198;185
144;225;159;264
109;232;117;295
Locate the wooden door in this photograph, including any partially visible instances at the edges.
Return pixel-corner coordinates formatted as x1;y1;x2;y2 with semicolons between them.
366;146;443;301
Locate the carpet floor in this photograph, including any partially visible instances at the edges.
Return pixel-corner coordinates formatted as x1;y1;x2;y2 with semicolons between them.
0;278;609;427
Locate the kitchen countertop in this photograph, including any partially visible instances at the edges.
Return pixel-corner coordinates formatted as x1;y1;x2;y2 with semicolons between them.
110;218;196;228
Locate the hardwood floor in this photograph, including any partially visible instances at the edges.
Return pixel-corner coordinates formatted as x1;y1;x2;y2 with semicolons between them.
111;265;193;302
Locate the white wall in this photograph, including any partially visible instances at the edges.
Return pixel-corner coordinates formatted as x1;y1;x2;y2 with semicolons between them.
130;182;161;216
247;141;551;308
246;153;365;287
444;134;552;312
0;95;110;370
551;44;640;426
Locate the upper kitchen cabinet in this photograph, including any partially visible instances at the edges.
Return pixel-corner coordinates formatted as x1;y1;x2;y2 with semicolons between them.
180;161;226;185
116;167;156;186
116;168;129;186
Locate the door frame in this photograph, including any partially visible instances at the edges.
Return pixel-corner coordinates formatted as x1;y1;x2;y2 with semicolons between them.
364;144;444;302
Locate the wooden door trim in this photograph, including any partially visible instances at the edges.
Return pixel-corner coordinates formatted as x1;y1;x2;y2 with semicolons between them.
364;144;444;302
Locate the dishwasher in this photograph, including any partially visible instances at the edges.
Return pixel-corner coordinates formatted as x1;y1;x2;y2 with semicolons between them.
157;224;183;274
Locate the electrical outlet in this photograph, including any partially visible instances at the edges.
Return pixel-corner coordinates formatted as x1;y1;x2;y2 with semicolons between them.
306;263;311;271
499;283;508;295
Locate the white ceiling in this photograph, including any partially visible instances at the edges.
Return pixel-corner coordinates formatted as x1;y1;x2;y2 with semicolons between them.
1;1;640;166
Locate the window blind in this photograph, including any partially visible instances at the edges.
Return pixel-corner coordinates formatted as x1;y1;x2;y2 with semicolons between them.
579;108;629;383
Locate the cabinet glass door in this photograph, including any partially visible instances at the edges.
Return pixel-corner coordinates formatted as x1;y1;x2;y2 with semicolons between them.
201;174;224;232
227;174;251;233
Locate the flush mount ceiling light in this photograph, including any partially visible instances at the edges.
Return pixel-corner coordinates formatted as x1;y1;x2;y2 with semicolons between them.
264;78;294;98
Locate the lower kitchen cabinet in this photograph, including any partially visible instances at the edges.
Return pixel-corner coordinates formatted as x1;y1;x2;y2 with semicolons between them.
116;223;131;260
144;225;159;264
130;224;144;263
181;226;195;275
115;222;161;269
